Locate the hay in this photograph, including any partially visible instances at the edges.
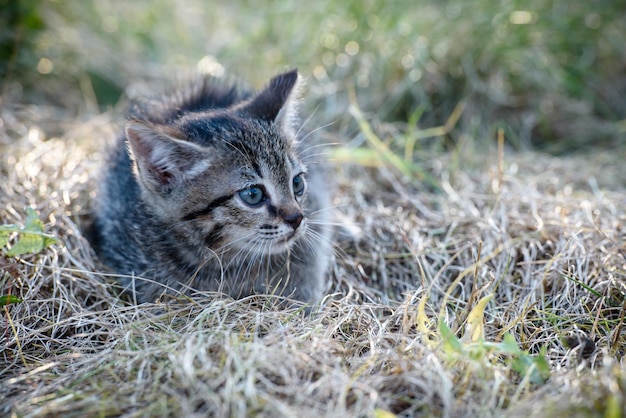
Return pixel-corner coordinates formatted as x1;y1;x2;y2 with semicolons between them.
1;99;625;417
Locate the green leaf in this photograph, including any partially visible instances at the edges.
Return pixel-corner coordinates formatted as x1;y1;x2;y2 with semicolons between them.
498;333;523;356
499;334;550;384
508;353;549;384
529;347;551;384
374;409;397;418
606;392;621;418
439;318;464;354
0;231;10;248
0;295;23;306
0;207;59;257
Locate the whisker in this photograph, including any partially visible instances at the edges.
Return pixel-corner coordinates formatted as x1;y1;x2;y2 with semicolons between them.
298;120;336;144
295;105;320;138
222;235;259;271
298;140;340;156
300;141;340;151
303;151;332;160
307;220;356;228
217;135;258;169
303;229;346;261
307;204;353;216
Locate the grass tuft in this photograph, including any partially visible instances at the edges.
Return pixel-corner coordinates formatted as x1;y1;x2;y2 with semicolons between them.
2;93;626;415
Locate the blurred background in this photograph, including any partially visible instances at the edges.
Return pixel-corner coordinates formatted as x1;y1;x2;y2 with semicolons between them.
1;0;625;153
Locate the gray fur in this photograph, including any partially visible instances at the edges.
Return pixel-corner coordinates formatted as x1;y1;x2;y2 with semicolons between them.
92;70;332;304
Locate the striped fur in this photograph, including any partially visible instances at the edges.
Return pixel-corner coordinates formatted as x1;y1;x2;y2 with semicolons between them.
91;70;332;304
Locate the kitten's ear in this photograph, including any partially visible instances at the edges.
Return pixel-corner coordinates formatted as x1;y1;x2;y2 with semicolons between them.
242;69;302;136
126;121;210;192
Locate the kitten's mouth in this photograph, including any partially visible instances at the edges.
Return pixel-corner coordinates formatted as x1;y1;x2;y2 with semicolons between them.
267;232;298;253
258;224;305;254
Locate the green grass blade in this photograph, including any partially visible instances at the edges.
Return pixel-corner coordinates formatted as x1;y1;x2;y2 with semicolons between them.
0;295;23;306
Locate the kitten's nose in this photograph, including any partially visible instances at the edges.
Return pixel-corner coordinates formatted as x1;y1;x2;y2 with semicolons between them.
284;212;303;230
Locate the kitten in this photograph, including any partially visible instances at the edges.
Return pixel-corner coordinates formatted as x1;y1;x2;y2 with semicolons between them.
91;70;332;304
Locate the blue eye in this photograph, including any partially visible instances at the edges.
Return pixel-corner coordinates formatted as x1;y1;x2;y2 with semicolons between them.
293;174;305;196
238;186;265;206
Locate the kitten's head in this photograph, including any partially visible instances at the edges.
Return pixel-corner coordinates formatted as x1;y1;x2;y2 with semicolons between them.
125;70;310;255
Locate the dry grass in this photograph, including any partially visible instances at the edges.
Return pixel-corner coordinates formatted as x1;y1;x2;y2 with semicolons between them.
1;96;626;418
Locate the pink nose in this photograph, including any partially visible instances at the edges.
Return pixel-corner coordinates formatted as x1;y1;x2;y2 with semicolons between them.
284;212;303;230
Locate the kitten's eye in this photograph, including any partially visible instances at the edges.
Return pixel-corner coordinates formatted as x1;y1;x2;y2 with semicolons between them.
238;186;265;206
293;174;305;196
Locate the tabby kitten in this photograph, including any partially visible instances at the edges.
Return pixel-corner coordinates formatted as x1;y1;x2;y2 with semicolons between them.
92;70;332;304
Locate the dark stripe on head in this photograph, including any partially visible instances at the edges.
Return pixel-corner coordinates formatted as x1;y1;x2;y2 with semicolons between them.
267;204;278;218
204;224;224;248
235;142;263;178
183;195;232;221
